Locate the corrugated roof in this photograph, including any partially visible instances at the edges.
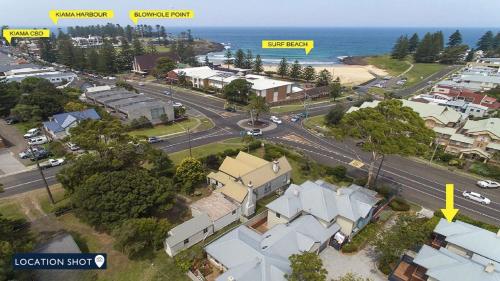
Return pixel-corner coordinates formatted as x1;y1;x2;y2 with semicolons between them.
217;181;248;203
165;213;212;246
463;118;500;139
450;134;474;144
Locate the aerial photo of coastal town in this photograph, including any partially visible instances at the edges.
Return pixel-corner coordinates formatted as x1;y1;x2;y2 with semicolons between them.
0;0;499;280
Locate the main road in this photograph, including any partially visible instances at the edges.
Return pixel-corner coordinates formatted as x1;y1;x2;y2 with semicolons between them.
1;81;499;226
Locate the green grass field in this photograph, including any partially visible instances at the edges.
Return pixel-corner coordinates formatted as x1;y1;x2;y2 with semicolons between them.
303;115;326;130
169;138;246;164
0;201;26;220
271;104;306;114
405;63;446;86
365;55;411;76
128;117;212;138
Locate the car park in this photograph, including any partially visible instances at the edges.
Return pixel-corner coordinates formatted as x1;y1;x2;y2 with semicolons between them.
270;116;282;124
24;128;40;139
247;129;263;136
462;191;491;205
28;136;49;145
477;180;500;189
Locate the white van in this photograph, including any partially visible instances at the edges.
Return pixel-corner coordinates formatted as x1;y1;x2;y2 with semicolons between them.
28;136;49;145
24;128;40;139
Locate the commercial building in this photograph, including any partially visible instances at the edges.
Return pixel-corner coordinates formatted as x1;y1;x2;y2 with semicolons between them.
1;66;77;85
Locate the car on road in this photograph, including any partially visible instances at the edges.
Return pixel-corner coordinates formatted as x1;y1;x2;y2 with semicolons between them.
247;129;263;136
163;90;171;96
27;136;49;146
270;116;282;124
477;180;500;189
290;115;301;122
138;82;145;86
40;158;65;169
147;136;162;144
24;128;40;139
462;191;491;205
173;102;183;107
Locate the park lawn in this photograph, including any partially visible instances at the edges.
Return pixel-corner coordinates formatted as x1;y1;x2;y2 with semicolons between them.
57;213;188;281
128;117;209;138
365;55;411;76
169;138;246;164
405;63;446;86
271;104;305;114
0;200;26;220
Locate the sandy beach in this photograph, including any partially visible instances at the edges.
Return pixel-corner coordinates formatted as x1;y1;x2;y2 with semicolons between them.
262;64;387;86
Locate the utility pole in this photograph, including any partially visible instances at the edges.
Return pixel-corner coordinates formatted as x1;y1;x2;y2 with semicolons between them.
28;143;54;204
373;154;385;188
429;136;441;164
187;126;192;157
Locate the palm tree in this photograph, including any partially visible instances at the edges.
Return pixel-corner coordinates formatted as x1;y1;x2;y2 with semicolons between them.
247;95;269;126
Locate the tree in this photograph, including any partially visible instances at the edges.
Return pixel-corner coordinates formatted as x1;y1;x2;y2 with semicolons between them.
391;35;409;60
72;169;173;228
440;45;468;65
247;95;269;124
113;218;171;258
204;55;210;66
132;37;145;56
408;33;419;53
64;101;87;112
447;30;462;47
98;40;117;74
153;57;177;78
253;54;264;74
175;157;205;194
233;49;245;69
289;60;302;80
277;58;289;78
223;79;253;104
316;69;332;87
334;273;373;281
0;78;21;117
87;49;99;71
0;214;34;281
224;49;233;68
329;77;342;101
118;39;134;71
477;31;494;51
40;38;56;63
244;49;254;69
465;48;475;62
302;66;316;83
325;104;345;126
414;32;443;63
286;252;327;281
146;149;175;178
332;100;435;187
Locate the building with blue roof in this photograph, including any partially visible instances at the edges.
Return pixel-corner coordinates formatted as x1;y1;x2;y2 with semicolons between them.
43;108;100;140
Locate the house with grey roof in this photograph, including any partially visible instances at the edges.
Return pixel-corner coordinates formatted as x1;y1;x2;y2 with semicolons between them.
389;219;500;281
164;213;214;257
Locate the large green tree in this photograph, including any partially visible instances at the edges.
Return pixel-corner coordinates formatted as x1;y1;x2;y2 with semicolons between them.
244;49;254;69
477;31;494;52
286;252;327;281
175;157;205;194
224;49;233;68
391;35;409;60
253;55;264;74
440;45;468;65
98;40;117;74
447;30;462;47
223;79;253;104
233;49;246;69
302;66;316;83
329;77;342;101
0;78;20;117
325;104;345;126
247;94;269;124
408;33;419;53
277;58;289;78
289;60;302;81
316;69;332;87
332;100;435;187
152;57;177;78
0;214;34;281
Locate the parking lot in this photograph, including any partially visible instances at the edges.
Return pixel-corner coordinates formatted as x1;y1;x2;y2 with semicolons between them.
0;149;27;176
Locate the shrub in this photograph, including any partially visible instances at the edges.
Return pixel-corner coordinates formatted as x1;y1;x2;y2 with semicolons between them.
53;201;74;216
389;197;410;212
469;163;500;180
341;222;381;253
200;154;221;170
47;141;67;158
353;177;368;187
248;140;262;151
129;116;153;130
376;185;395;199
222;148;239;157
174;245;204;273
325;165;347;180
439;153;455;162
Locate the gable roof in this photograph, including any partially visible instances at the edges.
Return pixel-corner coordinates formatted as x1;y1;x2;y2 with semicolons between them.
43;109;100;133
462;118;500;139
434;219;500;263
266;180;380;223
134;52;177;72
165;213;212;246
205;215;340;281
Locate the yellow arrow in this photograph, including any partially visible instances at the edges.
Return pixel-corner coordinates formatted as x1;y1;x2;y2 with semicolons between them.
441;184;459;222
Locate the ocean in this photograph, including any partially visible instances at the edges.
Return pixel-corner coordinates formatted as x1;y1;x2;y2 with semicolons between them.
166;27;497;65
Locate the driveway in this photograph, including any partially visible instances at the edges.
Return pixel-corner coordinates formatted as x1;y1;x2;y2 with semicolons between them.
320;246;386;281
0;149;28;176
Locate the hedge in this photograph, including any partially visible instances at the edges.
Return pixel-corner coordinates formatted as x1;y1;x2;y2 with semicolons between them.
389;197;410;212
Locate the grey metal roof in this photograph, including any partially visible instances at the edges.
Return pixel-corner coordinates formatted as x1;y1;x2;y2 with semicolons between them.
434;218;500;263
85;89;132;100
118;100;169;113
165;213;212;246
206;215;340;281
97;93;138;104
107;95;154;108
413;245;500;281
266;180;379;223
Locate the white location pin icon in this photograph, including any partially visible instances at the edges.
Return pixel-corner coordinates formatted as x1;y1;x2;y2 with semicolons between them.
94;255;105;268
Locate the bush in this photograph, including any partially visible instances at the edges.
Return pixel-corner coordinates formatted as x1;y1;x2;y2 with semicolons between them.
200;154;221;170
129;116;153;130
439;153;455;162
353;177;368;187
389;197;410;212
53;201;74;216
378;260;393;275
248;140;262;151
222;148;240;157
376;185;394;199
469;163;500;181
47;141;67;158
174;245;204;273
325;165;347;180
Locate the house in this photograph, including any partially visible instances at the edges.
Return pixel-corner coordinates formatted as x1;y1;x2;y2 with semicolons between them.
439;100;489;118
469;57;500;69
207;151;292;216
347;100;463;128
204;180;381;281
266;180;381;237
85;88;175;124
389;219;500;281
132;53;178;75
164;213;214;257
43;109;101;140
164;152;292;257
71;36;103;48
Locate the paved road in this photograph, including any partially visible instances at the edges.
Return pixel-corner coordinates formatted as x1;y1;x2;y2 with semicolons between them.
1;81;499;226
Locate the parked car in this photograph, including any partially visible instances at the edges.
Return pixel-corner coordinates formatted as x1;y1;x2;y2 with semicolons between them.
23;128;40;139
247;129;263;136
147;136;161;144
270;116;282;124
19;147;41;159
462;191;491;205
477;180;500;189
163;90;171;96
28;136;49;146
40;158;65;169
224;103;236;112
66;142;80;151
30;150;50;161
5;117;19;125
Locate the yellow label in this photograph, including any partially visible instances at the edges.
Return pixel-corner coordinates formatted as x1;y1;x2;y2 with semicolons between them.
262;40;315;55
49;10;114;24
2;29;50;44
129;10;194;25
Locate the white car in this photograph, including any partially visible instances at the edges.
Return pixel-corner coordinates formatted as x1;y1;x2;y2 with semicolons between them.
462;191;491;205
173;102;183;107
477;180;500;189
270;116;282;124
23;128;40;139
27;136;49;145
66;142;80;151
41;158;65;169
138;82;145;86
247;129;263;136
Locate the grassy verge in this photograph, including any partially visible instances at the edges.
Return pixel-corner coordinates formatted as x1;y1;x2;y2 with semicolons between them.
365;55;411;76
128;117;212;138
405;63;446;86
14;121;41;134
38;184;69;214
303;115;326;131
271;104;306;114
0;201;26;220
169;138;246;164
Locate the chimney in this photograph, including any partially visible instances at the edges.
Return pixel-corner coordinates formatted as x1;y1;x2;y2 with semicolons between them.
227;276;235;281
336;188;342;196
272;160;280;173
485;263;495;273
